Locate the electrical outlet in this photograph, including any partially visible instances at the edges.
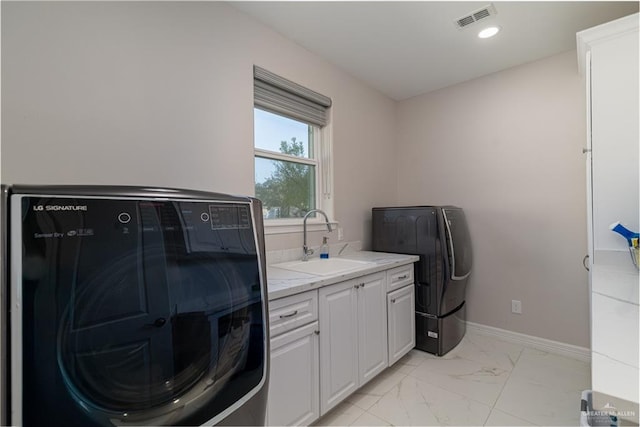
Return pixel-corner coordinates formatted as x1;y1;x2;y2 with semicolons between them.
511;300;522;314
337;227;344;241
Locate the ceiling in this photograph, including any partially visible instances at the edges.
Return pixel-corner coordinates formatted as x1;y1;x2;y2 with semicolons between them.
231;1;638;100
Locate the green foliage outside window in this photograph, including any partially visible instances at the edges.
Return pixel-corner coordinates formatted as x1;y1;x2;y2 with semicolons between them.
256;137;315;219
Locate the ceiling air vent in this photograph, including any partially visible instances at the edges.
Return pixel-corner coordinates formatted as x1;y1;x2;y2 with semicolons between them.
454;4;497;30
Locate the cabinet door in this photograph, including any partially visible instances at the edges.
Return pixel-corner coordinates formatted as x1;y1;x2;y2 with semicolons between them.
268;321;319;427
590;25;639;253
319;280;358;415
357;273;388;386
388;285;416;365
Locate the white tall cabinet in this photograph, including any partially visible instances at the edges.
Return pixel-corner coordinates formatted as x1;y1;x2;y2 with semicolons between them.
577;13;639;415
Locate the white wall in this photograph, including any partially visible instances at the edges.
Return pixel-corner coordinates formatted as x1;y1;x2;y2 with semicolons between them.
396;51;590;347
2;2;593;347
1;1;398;251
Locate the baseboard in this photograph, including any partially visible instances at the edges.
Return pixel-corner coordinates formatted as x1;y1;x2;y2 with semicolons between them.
466;321;591;363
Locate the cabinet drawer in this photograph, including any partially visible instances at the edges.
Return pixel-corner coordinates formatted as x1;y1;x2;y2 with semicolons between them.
386;264;414;293
269;291;318;337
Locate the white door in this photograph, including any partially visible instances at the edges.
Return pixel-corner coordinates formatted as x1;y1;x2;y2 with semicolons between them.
268;321;319;427
388;285;416;365
319;280;358;415
590;25;639;254
357;273;388;386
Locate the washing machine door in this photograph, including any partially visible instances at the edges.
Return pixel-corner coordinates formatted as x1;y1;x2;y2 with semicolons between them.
11;194;266;426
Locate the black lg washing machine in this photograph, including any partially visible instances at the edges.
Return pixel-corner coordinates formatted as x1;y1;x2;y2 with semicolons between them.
1;185;269;426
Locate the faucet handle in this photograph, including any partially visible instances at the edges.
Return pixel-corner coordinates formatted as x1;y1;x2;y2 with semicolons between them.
302;246;314;261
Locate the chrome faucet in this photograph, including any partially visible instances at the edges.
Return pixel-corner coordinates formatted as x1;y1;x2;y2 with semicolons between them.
302;209;332;261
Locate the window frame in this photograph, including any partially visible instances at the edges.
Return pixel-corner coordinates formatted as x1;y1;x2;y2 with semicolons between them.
253;111;334;235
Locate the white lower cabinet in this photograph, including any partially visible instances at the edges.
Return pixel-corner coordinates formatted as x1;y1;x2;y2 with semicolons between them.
387;284;416;365
267;262;416;426
267;321;320;427
267;291;320;427
357;274;389;385
319;272;388;415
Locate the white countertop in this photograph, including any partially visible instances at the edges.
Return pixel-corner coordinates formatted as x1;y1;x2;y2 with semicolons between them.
266;251;419;300
590;249;640;405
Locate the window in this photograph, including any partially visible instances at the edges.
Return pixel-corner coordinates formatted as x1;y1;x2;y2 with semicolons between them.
253;66;332;226
254;109;317;219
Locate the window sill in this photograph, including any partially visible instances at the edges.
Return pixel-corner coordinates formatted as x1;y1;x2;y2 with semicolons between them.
263;219;339;235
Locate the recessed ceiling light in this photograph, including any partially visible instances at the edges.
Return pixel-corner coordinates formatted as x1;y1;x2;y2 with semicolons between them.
478;26;501;39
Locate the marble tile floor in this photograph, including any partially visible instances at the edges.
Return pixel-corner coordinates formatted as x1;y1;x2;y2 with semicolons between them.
313;329;590;426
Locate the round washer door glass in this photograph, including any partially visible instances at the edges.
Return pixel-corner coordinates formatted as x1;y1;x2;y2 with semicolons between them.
17;196;265;426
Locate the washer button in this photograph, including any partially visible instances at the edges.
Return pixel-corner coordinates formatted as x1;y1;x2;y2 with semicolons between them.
200;213;210;222
118;213;131;224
